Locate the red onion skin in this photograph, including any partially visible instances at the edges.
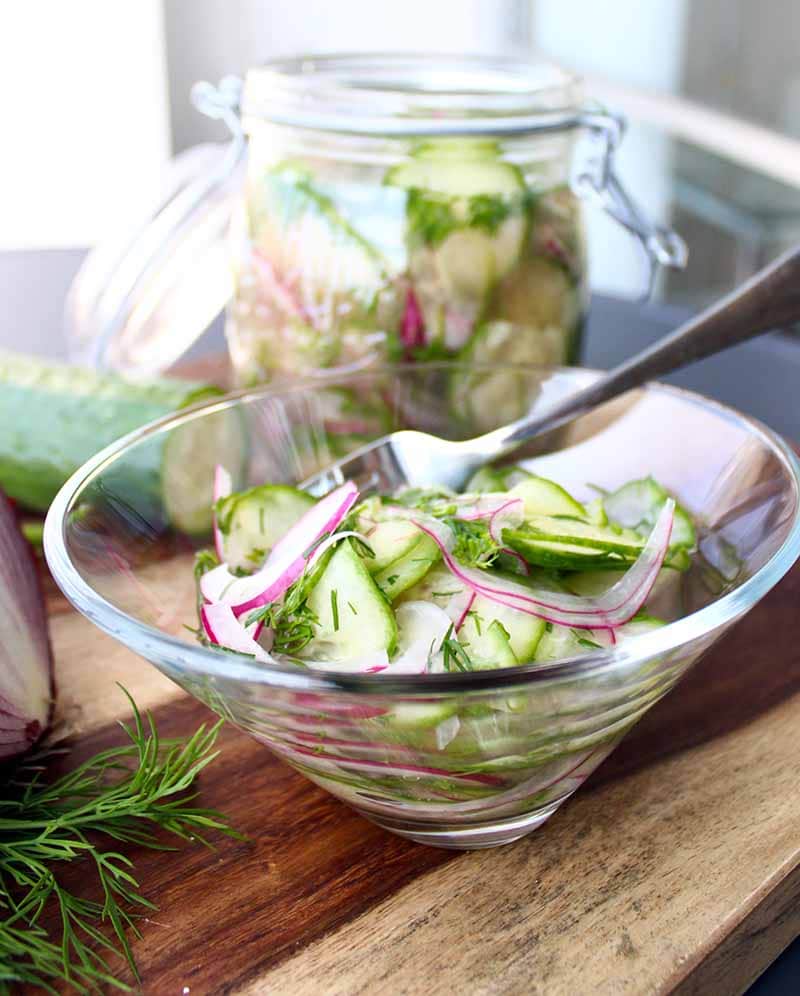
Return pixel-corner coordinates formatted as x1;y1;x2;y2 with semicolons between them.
0;491;54;760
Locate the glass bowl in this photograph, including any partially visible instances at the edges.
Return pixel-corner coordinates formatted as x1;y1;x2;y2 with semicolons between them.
44;364;800;848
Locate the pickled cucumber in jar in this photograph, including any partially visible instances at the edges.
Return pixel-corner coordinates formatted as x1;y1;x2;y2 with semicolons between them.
227;135;587;385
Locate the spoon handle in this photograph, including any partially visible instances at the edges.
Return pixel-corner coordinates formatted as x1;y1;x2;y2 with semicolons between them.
491;244;800;451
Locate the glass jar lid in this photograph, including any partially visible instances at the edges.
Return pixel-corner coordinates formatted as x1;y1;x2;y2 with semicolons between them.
241;53;584;136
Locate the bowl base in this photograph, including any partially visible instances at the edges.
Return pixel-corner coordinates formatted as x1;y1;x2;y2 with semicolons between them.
363;799;564;849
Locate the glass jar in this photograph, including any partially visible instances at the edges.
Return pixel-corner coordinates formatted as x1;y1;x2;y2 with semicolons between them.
211;54;686;385
66;54;685;382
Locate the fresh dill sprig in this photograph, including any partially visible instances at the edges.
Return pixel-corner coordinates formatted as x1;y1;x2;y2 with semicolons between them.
0;687;239;994
439;625;473;673
447;518;501;569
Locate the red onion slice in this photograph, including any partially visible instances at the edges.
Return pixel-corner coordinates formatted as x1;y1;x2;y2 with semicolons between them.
400;501;674;630
0;492;53;760
400;286;425;351
201;602;273;662
200;481;359;614
212;464;232;560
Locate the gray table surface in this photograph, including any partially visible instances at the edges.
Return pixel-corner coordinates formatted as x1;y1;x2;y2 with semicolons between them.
2;247;799;993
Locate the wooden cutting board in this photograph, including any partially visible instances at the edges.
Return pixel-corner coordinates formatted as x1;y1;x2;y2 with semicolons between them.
39;547;800;996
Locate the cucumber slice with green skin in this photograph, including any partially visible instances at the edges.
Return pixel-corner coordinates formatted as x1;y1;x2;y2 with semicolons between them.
501;534;630;571
215;485;314;571
387;142;530;351
359;519;423;575
604;477;696;549
458;617;517;670
508;476;587;519
584;497;609;527
385;143;525;201
302;540;397;661
373;534;442;602
513;516;646;557
465;464;534;493
463;593;545;663
0;349;228;530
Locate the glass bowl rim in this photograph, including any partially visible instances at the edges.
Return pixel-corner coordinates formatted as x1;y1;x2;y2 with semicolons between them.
44;362;800;696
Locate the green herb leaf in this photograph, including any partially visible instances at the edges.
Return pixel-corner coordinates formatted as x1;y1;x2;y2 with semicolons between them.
330;589;340;632
0;687;239;993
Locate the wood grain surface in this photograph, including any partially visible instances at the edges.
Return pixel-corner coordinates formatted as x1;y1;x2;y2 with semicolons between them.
35;548;800;995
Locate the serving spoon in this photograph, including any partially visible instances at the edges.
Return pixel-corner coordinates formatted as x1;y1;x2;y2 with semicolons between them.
302;245;800;496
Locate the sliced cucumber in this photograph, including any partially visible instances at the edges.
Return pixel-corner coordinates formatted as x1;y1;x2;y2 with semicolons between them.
565;568;684;621
465;464;534;493
458;616;517;670
489;255;578;335
398;562;466;610
373;533;442;602
463;592;545;663
502;533;628;571
516;515;645;557
359;519;423;575
535;623;601;662
215;484;314;571
385;142;524;200
302;540;397;661
583;497;609;527
604;477;697;549
592;615;667;646
508;476;587;519
387;142;529;352
385;700;458;731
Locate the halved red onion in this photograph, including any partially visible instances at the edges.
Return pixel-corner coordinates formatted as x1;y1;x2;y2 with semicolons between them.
201;602;273;663
402;501;674;630
212;464;232;560
201;481;359;614
0;492;53;760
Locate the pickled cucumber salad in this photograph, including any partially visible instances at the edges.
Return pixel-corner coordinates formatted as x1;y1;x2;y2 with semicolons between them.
195;466;697;673
229;138;585;382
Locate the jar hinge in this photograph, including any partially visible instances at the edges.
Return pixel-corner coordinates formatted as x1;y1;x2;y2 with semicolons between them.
576;109;688;297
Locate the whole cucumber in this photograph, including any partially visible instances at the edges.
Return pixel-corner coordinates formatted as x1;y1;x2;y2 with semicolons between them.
0;350;243;533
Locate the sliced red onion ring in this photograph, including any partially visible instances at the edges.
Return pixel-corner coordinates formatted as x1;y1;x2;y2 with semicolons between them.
201;481;359;615
398;501;674;630
201;602;273;663
446;589;475;633
212;464;232;560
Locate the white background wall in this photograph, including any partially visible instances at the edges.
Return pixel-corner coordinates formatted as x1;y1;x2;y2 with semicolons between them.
0;1;171;249
164;0;528;151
